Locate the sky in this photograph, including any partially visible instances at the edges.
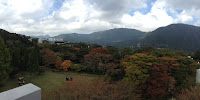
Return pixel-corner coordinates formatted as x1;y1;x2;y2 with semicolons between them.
0;0;200;36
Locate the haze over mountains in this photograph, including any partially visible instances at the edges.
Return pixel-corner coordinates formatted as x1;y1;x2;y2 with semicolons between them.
53;24;200;52
1;23;200;52
54;28;145;48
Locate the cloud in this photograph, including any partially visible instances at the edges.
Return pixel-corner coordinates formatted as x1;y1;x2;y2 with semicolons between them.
88;0;147;23
121;0;174;32
0;0;54;35
163;0;200;22
0;0;200;36
164;0;200;10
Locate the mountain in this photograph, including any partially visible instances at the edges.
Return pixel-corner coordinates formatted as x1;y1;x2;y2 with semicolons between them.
54;28;145;48
2;23;200;52
139;24;200;52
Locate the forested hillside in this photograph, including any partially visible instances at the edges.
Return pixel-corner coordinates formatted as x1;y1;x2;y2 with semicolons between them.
138;24;200;52
0;29;32;46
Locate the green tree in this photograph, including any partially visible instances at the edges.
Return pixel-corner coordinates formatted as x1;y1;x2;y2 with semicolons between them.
106;46;120;60
174;57;198;91
120;47;134;58
194;50;200;60
27;45;40;74
0;37;11;86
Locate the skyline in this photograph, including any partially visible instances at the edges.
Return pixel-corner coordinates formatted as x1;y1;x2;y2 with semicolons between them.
0;0;200;36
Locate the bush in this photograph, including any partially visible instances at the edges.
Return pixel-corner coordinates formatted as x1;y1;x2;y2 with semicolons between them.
176;85;200;100
70;64;84;72
46;79;141;100
38;66;46;75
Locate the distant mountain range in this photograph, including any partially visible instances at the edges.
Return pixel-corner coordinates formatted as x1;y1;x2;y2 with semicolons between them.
54;24;200;52
54;28;145;48
1;23;200;52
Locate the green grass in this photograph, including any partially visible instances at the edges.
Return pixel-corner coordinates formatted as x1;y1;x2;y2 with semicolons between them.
0;71;100;99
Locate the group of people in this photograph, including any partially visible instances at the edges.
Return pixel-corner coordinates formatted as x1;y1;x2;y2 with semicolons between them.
17;76;73;86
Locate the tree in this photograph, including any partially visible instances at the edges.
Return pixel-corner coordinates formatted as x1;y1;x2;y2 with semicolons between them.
8;41;29;72
120;47;134;58
27;45;40;73
141;64;170;99
40;48;58;68
105;63;124;81
0;37;11;86
84;47;114;74
61;60;72;71
176;85;200;100
174;57;198;92
106;46;120;60
121;53;159;85
55;59;62;70
193;50;200;60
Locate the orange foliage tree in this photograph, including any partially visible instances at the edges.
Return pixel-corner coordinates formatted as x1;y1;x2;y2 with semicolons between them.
61;60;72;71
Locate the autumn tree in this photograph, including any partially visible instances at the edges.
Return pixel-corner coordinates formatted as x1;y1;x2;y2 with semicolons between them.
61;60;72;71
105;63;124;81
0;37;11;86
121;53;159;85
84;47;114;74
40;48;58;68
47;79;140;100
141;64;170;99
176;85;200;100
55;59;62;70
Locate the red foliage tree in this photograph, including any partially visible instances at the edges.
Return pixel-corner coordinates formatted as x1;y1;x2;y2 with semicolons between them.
84;47;114;74
141;64;170;99
55;59;62;70
89;47;108;54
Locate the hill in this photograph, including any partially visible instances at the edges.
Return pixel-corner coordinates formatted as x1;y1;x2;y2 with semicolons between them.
0;29;32;46
54;28;145;48
139;24;200;52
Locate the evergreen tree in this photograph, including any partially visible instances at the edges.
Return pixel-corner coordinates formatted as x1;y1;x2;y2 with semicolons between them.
0;37;11;86
27;45;40;74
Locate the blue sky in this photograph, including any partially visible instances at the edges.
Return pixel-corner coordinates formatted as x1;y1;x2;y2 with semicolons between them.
0;0;200;36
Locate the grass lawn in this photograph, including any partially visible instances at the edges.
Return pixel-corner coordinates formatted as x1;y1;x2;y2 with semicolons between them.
0;71;100;100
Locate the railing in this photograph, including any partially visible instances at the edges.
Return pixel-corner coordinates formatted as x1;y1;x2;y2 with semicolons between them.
0;83;41;100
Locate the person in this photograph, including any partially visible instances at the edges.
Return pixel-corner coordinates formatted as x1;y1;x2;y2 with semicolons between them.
70;77;73;81
18;77;25;86
66;77;69;81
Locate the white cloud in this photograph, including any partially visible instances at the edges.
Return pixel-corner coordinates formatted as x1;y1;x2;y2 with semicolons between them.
0;0;149;36
163;0;200;22
174;11;193;23
0;0;200;36
121;0;173;32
